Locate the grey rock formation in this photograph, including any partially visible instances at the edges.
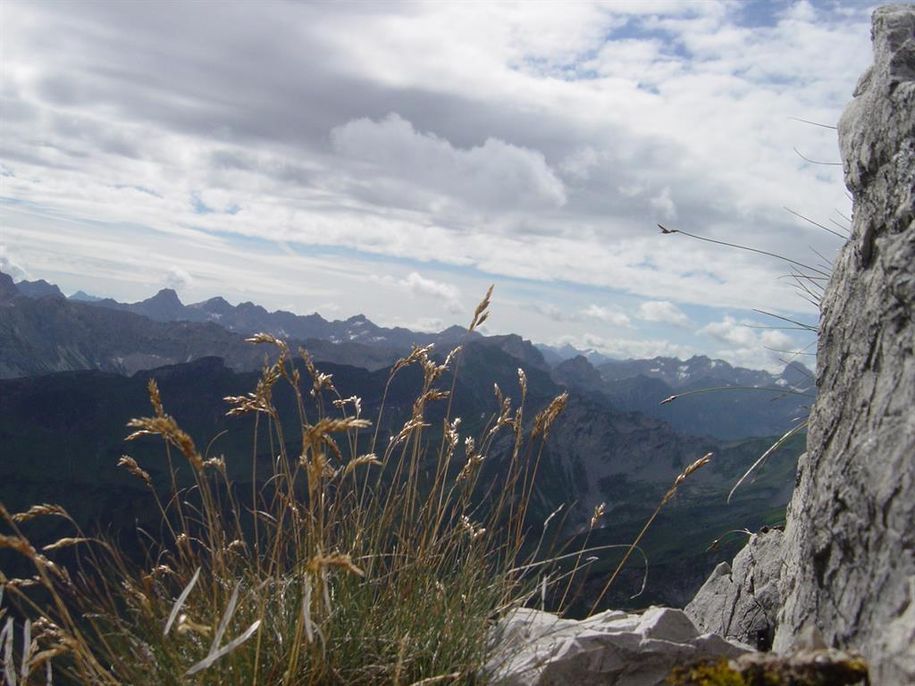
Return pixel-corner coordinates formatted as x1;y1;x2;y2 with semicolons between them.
685;529;783;650
487;606;752;686
772;5;915;685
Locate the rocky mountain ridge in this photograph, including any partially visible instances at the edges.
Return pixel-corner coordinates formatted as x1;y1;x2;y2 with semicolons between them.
552;353;812;440
70;284;474;351
4;269;808;387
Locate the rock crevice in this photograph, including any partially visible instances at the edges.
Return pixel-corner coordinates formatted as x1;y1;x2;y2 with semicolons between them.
686;529;783;651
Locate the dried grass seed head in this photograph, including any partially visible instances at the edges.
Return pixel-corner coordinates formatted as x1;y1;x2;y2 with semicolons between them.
469;285;494;332
118;456;152;487
532;392;568;438
11;504;68;523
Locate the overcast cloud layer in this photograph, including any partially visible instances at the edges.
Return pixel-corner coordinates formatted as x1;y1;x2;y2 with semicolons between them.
0;1;874;370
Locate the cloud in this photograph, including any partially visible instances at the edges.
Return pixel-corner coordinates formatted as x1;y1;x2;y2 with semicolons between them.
0;245;29;280
699;315;802;371
637;300;689;326
330;113;567;212
526;302;632;328
649;187;677;220
701;315;755;346
400;271;463;314
163;267;193;292
385;316;446;333
555;332;695;361
581;304;632;327
526;302;577;323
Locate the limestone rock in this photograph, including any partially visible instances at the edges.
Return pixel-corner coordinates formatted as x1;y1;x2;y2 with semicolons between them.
685;528;783;649
487;606;752;686
772;5;915;685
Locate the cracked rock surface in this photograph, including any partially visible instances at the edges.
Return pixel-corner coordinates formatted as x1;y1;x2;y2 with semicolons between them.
771;5;915;685
487;606;752;686
684;529;783;650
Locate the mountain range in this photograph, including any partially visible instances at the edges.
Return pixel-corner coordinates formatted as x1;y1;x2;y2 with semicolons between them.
551;354;812;440
1;270;813;440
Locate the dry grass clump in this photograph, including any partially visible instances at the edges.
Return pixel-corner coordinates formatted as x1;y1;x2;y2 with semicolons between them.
0;288;575;685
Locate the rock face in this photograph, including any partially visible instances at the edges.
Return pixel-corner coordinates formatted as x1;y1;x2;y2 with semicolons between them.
487;606;751;686
685;529;783;650
772;5;915;685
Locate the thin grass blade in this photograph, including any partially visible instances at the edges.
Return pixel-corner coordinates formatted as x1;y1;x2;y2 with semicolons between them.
209;581;241;654
185;620;261;676
728;421;808;503
19;620;30;683
164;566;201;636
2;616;16;686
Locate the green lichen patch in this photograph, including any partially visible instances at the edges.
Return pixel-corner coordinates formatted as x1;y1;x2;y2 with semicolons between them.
667;651;870;686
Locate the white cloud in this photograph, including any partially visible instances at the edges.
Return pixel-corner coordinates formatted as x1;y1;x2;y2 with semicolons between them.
559;147;600;181
386;316;445;333
649;187;677;221
0;245;29;281
526;302;576;322
163;266;193;292
555;332;695;361
581;304;632;327
700;315;755;346
330;113;567;212
637;300;690;327
699;315;803;371
400;271;463;314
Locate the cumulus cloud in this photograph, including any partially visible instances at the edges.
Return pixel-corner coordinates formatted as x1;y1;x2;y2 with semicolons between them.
555;333;696;361
400;271;463;314
649;187;677;220
637;300;689;327
163;267;193;292
699;315;802;371
331;113;567;212
0;245;29;280
581;304;632;327
701;316;756;346
388;316;446;333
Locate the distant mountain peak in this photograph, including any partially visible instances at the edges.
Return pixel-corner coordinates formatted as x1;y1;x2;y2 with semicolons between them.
147;288;182;305
0;271;18;301
70;290;101;302
552;354;602;392
555;355;596;375
14;278;65;299
193;296;232;313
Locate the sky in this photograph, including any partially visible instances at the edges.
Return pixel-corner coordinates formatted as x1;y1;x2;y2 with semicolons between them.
0;0;876;370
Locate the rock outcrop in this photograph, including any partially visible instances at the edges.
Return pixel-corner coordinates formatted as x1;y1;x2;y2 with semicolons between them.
492;7;911;684
769;5;915;685
487;606;752;686
685;529;783;650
